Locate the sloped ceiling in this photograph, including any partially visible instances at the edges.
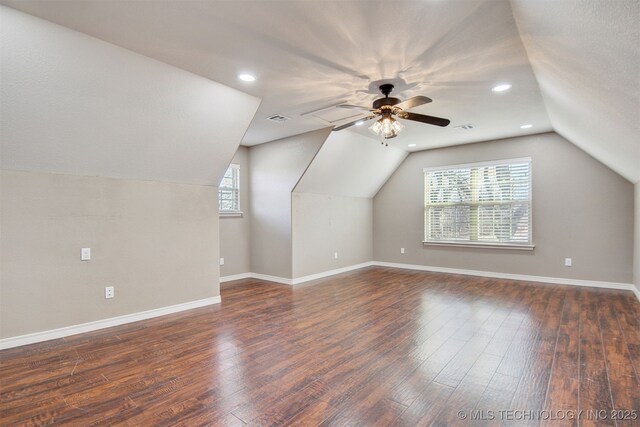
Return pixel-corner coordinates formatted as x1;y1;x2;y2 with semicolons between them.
511;0;639;183
0;7;260;185
0;0;551;151
1;1;637;183
294;131;407;198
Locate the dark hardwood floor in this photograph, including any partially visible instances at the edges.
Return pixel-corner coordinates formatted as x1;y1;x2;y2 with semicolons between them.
1;267;639;426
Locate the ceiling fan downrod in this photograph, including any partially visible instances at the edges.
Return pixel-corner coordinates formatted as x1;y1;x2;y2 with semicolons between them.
373;84;401;110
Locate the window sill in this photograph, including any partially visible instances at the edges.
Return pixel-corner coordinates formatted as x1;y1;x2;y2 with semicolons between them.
219;211;243;218
423;241;535;251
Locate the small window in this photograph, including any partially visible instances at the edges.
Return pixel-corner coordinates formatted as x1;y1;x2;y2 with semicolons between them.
424;158;532;248
219;164;240;213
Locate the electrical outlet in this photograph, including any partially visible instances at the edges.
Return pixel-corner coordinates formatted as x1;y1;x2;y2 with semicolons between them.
105;286;114;299
400;247;405;254
564;258;572;267
334;252;338;260
81;247;91;261
220;257;225;266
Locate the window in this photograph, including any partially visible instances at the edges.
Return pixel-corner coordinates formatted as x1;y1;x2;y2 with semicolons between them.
424;158;532;248
219;164;241;213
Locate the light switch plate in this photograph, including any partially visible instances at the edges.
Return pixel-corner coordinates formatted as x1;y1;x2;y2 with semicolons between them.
81;248;91;261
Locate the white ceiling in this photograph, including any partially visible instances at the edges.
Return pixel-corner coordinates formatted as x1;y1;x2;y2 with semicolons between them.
511;0;640;183
0;0;551;149
1;0;637;182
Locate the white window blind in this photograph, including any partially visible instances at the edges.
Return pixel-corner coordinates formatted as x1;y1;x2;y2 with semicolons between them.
219;164;240;212
424;158;532;247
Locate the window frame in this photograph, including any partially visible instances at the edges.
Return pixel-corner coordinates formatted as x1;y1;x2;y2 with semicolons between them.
423;157;534;250
219;163;242;216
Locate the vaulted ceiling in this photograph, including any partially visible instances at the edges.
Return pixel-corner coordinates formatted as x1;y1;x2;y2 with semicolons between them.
0;6;260;185
511;0;639;183
1;0;638;182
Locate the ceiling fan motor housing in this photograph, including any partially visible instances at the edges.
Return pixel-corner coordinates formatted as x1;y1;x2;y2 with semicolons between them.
373;97;400;109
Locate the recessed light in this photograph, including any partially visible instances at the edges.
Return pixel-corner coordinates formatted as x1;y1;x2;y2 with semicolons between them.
355;120;365;126
492;83;512;92
520;124;533;129
408;144;417;147
238;73;256;82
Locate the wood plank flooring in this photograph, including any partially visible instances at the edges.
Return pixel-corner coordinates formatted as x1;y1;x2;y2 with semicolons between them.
1;267;639;426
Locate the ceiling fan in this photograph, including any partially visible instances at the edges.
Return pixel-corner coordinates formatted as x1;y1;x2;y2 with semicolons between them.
333;83;450;140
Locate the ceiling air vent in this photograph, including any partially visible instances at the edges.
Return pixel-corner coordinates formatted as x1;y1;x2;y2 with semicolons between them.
454;124;474;130
267;114;290;123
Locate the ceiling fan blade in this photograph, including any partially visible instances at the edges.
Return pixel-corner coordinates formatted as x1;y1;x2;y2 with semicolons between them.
395;96;432;110
332;115;376;131
401;112;450;127
336;104;373;111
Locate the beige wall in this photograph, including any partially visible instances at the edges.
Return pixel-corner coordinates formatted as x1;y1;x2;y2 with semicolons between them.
292;193;372;278
249;129;329;279
219;147;251;277
0;171;219;339
635;184;640;291
0;7;255;341
373;132;634;283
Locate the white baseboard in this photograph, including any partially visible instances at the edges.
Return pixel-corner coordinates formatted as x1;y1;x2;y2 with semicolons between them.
220;272;254;283
372;261;638;299
224;264;639;302
292;262;374;285
220;272;293;285
250;273;293;285
220;262;375;287
0;296;221;350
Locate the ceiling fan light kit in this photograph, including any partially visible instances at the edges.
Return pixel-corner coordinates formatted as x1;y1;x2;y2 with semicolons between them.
369;114;404;139
333;84;450;142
